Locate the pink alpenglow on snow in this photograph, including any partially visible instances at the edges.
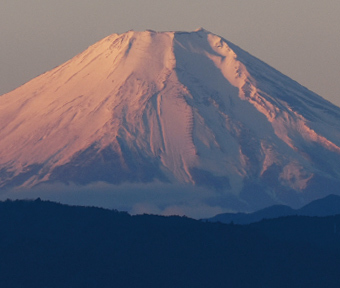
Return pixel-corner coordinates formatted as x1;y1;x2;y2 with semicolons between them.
1;29;340;217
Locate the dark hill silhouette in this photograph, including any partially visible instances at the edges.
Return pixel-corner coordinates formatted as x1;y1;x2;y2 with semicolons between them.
0;199;340;287
208;194;340;224
299;194;340;216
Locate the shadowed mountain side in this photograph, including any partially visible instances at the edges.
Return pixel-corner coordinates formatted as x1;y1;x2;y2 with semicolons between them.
48;143;169;185
1;199;340;288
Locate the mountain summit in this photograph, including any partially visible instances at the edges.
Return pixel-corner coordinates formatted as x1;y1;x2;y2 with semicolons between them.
1;29;340;212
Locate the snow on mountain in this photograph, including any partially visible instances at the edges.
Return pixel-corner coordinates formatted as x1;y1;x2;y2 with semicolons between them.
1;28;340;214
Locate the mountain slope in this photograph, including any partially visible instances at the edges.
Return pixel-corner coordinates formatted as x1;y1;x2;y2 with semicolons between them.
207;204;295;225
1;28;340;213
208;194;340;224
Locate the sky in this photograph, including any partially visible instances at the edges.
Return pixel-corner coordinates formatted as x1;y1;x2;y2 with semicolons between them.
1;1;340;106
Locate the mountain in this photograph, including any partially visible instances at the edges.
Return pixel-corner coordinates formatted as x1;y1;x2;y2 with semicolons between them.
299;194;340;216
1;199;340;287
208;194;340;224
207;204;295;225
1;28;340;214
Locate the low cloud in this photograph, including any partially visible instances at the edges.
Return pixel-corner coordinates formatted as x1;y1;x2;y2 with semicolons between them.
0;181;237;219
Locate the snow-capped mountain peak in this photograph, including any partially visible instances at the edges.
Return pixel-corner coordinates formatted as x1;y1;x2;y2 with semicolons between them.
1;29;340;213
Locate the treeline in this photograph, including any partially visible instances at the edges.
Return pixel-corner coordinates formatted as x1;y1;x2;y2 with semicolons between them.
0;199;339;287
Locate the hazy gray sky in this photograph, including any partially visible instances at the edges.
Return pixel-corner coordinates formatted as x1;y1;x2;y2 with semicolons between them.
1;0;339;106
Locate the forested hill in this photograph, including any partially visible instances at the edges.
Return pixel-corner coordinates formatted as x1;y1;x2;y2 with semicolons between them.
1;199;340;287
